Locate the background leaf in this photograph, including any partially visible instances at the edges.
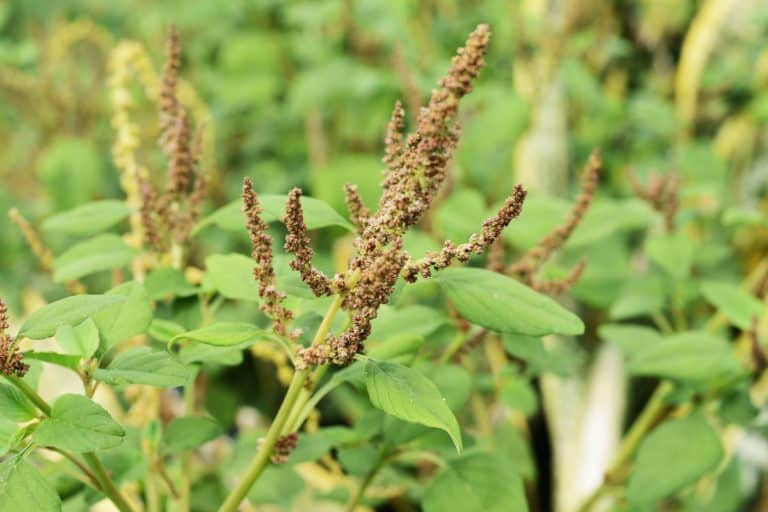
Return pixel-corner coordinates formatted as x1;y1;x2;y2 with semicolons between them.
19;295;126;340
34;394;125;452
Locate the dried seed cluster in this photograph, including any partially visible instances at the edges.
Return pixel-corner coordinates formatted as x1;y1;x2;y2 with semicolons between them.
138;25;206;254
507;149;602;294
628;169;679;232
0;299;27;377
242;24;527;368
270;432;299;464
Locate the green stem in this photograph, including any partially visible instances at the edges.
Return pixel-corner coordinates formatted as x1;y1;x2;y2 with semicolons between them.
217;293;345;512
576;381;674;512
83;453;137;512
178;378;197;511
6;375;51;415
4;375;136;512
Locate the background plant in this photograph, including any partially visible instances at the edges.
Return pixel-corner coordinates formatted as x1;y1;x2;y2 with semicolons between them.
2;1;768;512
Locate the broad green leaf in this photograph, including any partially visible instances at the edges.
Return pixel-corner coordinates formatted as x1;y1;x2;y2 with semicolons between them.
93;347;194;388
0;455;62;511
609;275;665;320
627;414;723;504
501;333;580;377
567;199;652;248
35;394;125;452
22;351;80;370
19;294;126;340
288;427;362;464
0;382;36;421
42;200;131;236
56;318;99;358
367;334;424;361
369;305;446;341
194;194;353;235
436;268;584;336
0;419;20;456
364;359;462;452
598;324;664;357
178;342;251;366
701;281;763;329
645;232;694;279
628;331;743;382
93;282;153;349
143;267;199;300
205;254;261;301
171;322;274;347
148;319;186;343
500;375;538;416
423;453;528;512
52;234;135;282
162;416;223;453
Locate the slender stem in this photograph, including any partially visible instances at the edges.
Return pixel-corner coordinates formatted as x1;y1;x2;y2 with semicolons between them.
6;375;51;415
218;293;345;512
576;381;674;512
83;453;137;512
178;378;197;511
46;447;102;491
346;452;386;512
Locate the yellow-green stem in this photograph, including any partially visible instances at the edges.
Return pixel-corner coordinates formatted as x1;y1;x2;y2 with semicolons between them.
217;292;345;512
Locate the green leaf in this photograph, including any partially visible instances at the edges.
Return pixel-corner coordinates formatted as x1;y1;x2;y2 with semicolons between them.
194;194;353;235
93;347;194;388
0;419;21;456
148;319;186;343
162;416;223;454
501;333;579;377
701;281;763;329
598;324;664;357
19;294;126;340
628;331;744;382
93;282;153;349
436;268;584;336
645;232;694;279
178;343;250;366
627;414;723;505
0;454;62;511
22;351;81;370
42;200;131;236
144;267;199;300
500;375;538;416
205;254;261;301
609;275;665;320
0;382;36;421
171;322;274;347
369;305;446;341
52;234;135;282
56;318;99;359
364;359;462;452
35;394;125;452
423;453;528;512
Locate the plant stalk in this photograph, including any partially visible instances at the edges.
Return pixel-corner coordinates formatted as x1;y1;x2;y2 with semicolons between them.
217;292;345;512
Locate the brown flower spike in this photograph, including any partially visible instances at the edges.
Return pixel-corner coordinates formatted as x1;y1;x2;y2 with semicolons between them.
508;149;601;293
0;299;27;377
245;24;527;367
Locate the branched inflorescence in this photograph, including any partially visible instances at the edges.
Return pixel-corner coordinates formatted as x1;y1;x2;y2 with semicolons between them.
136;25;206;255
628;169;679;232
0;299;27;377
241;24;527;369
507;149;602;294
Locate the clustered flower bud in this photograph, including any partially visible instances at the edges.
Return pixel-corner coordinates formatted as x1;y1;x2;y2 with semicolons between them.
269;432;299;464
245;25;528;369
507;149;601;294
402;184;527;282
243;178;294;338
628;169;679;232
284;188;334;297
138;25;207;253
0;299;27;378
343;183;370;235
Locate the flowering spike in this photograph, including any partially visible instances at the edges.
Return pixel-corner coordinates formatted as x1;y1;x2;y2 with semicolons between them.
402;184;527;282
243;178;293;337
159;24;181;144
509;149;601;282
343;183;370;235
284;188;333;297
382;100;405;176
